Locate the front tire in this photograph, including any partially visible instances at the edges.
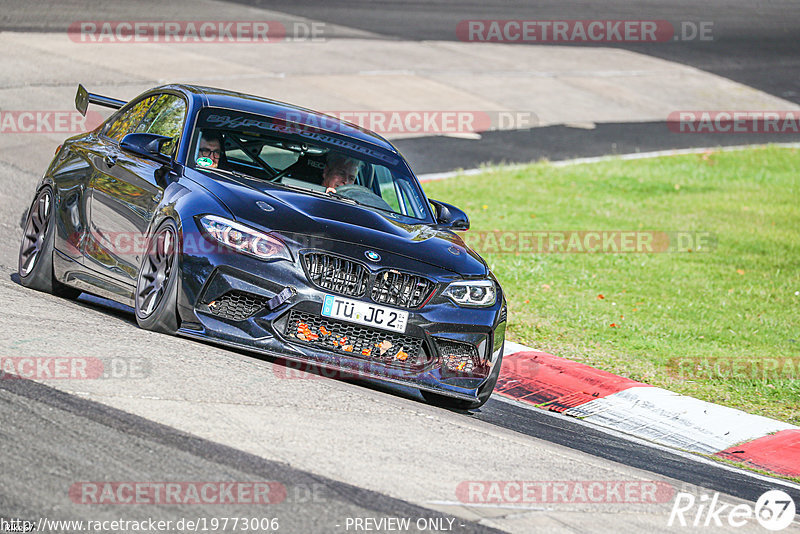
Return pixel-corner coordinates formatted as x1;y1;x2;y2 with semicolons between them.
18;186;81;299
135;219;180;334
421;345;504;410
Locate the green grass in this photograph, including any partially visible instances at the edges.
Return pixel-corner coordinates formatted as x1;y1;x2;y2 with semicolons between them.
424;146;800;424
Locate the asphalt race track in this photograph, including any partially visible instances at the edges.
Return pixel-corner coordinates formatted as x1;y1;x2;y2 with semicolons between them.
1;1;799;533
0;377;501;534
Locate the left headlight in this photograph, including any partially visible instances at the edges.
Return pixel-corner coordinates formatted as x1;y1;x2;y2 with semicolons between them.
442;279;496;307
198;215;292;262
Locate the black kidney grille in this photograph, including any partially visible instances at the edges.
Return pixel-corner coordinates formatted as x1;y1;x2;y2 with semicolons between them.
286;310;424;367
303;253;435;308
303;253;369;297
207;291;269;321
370;270;435;308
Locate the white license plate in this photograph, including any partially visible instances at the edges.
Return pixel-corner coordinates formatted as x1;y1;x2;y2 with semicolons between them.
321;294;408;333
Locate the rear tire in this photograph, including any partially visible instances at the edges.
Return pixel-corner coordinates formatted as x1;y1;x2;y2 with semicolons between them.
135;219;180;334
421;344;504;410
18;186;81;299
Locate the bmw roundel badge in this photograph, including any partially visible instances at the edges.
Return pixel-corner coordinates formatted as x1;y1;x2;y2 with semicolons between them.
365;250;381;262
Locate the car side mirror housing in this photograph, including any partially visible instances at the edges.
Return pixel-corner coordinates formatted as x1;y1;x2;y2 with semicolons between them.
120;133;173;166
430;199;470;231
75;84;89;116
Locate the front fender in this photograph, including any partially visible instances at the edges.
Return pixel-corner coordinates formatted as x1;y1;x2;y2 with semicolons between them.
148;176;234;325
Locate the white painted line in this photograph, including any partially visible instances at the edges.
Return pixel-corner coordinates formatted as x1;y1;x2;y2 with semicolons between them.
548;143;800;168
492;394;800;493
564;387;798;455
503;341;535;356
418;142;800;182
425;500;550;511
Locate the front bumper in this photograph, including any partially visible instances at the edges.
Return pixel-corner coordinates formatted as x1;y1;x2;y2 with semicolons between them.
176;241;506;401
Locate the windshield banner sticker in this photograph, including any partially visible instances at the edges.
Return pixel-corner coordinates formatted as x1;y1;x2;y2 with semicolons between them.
202;112;400;166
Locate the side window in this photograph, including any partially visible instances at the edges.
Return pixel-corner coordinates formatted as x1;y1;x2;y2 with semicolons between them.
104;95;158;142
135;94;187;156
399;180;427;218
375;166;402;213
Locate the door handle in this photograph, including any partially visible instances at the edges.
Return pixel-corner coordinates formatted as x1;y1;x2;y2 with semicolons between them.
104;155;117;167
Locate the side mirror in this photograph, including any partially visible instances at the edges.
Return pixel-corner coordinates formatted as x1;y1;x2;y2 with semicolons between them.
430;199;470;231
120;133;173;166
75;84;89;117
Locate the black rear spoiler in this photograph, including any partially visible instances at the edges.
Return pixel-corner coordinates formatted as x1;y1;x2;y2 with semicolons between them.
75;84;127;116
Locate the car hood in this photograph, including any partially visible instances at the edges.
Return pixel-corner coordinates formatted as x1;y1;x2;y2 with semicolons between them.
187;170;488;276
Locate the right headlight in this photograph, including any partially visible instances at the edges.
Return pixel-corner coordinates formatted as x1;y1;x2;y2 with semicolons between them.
198;215;291;262
442;280;496;307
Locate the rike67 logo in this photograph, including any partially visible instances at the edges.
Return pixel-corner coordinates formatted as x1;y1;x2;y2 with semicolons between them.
669;490;796;531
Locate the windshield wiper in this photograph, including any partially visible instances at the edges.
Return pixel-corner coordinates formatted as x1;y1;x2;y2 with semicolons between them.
325;190;359;205
276;181;360;206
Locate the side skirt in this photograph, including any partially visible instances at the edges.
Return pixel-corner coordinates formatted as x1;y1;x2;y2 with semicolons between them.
53;249;135;307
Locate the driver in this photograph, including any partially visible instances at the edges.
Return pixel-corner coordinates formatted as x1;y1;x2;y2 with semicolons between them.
197;131;225;169
322;152;363;193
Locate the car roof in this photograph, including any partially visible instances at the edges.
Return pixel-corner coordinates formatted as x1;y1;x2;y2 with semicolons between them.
158;84;398;154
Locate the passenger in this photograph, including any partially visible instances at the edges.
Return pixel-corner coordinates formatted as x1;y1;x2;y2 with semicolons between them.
197;131;224;169
322;152;362;193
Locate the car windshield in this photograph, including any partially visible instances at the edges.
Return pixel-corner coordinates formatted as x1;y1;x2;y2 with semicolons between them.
187;107;433;222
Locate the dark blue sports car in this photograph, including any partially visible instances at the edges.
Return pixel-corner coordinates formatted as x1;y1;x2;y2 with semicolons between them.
18;84;506;409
